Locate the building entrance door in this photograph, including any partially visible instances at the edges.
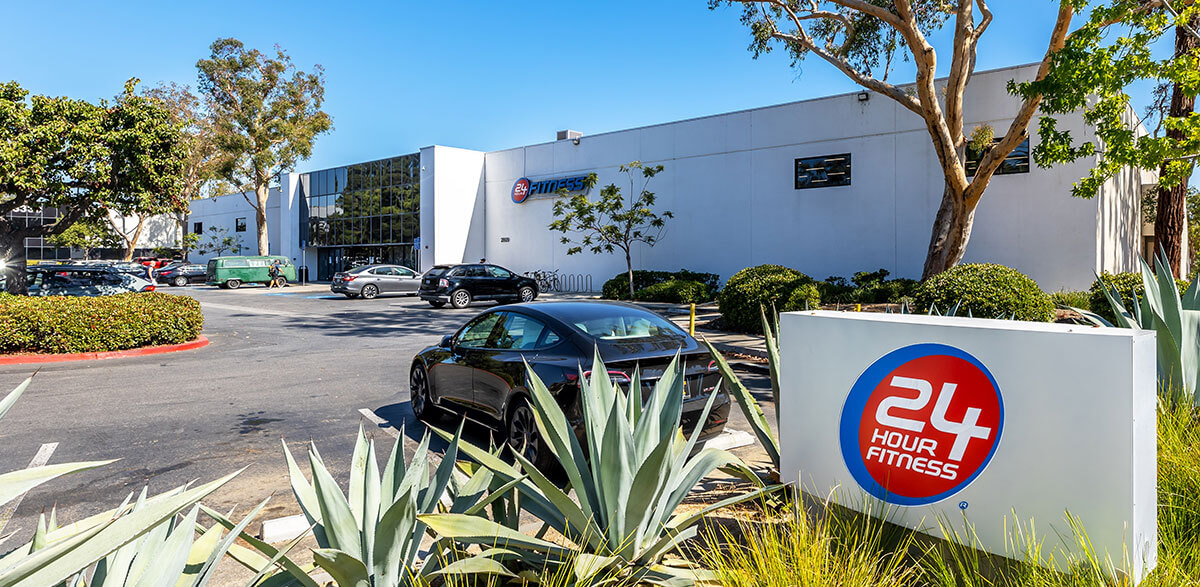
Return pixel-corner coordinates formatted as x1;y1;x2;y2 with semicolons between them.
317;248;344;281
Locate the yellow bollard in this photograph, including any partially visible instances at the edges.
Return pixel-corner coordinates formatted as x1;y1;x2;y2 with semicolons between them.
689;303;696;336
855;303;861;312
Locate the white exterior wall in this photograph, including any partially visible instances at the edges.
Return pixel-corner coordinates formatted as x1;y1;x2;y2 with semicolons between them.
186;188;281;265
421;64;1144;292
105;211;181;252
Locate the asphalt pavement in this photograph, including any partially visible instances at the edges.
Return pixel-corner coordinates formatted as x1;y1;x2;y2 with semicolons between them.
0;284;774;545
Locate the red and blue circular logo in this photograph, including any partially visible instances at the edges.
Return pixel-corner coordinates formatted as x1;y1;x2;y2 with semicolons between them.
839;343;1003;506
511;178;531;203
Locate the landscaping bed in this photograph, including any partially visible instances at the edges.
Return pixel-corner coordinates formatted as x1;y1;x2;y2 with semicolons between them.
0;292;204;355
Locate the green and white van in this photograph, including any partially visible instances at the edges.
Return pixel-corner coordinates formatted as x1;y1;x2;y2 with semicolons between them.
206;256;296;289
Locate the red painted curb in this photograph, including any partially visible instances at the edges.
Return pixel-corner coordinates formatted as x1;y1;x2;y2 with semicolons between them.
0;336;210;365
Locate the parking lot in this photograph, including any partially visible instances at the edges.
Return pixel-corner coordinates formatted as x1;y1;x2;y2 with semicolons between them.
0;283;773;542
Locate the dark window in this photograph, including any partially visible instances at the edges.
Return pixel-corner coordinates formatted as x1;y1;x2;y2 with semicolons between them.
795;153;852;190
193;222;203;234
966;137;1030;176
494;313;558;350
235;217;247;232
457;313;505;348
486;266;512;278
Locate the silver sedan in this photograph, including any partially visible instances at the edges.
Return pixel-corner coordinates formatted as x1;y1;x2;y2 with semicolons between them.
330;265;422;299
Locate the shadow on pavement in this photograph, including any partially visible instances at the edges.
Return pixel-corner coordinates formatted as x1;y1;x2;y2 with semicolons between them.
371;401;499;456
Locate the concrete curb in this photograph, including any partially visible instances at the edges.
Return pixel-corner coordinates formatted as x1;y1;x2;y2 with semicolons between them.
0;336;210;365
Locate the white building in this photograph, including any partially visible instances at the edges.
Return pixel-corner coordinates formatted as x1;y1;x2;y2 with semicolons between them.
188;63;1151;291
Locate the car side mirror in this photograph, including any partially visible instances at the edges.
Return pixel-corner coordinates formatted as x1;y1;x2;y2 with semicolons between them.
441;335;454;349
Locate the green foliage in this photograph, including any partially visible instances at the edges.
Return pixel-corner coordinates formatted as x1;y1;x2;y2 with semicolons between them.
1050;289;1092;311
1090;271;1190;323
818;269;918;305
914;263;1054;322
549;162;673;299
602;269;718;301
279;423;514;586
633;279;710;304
0;79;188;292
47;219;121;259
197;38;332;255
719;264;816;333
0;292;203;354
782;282;821;312
1098;255;1200;404
703;308;781;473
1020;2;1198;199
425;351;779;585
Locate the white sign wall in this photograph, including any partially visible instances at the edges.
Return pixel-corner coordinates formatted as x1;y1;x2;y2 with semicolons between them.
779;310;1156;582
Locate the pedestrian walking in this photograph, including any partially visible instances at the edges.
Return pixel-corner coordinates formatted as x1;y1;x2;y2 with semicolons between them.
268;260;282;288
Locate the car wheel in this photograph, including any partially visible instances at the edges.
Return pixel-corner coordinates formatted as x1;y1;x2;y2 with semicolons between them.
361;284;379;300
519;286;536;303
226;279;241;289
450;289;472;309
275;276;287;287
343;293;358;299
410;364;435;421
173;276;188;287
428;300;446;308
507;398;550;470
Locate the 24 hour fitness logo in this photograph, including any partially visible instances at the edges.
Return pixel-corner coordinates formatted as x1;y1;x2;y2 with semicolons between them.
511;178;532;203
839;343;1003;506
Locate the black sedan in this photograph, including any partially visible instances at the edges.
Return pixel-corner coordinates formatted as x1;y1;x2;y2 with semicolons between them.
418;263;538;309
158;264;207;286
409;301;730;470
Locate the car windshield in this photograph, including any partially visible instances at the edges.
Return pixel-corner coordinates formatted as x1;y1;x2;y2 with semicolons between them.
561;305;686;341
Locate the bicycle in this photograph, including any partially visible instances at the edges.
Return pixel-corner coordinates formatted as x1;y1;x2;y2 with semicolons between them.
525;269;561;292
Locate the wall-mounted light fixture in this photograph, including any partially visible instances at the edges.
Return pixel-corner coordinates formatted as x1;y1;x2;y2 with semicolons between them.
857;91;870;102
572;138;581;146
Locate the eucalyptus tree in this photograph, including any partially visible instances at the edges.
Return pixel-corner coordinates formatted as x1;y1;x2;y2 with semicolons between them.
197;38;332;256
712;1;1136;278
0;80;186;293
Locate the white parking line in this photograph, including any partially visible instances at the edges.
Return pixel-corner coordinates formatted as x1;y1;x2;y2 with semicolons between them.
0;443;58;534
358;408;401;439
199;301;326;320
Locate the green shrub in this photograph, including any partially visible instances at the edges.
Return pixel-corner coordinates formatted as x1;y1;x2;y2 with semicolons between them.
817;269;918;304
0;292;204;354
719;264;816;333
633;279;710;304
1049;290;1091;311
914;263;1054;322
602;269;718;301
782;282;821;312
1090;271;1189;323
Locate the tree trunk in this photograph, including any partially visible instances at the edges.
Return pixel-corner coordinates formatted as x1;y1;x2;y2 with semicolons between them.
1;234;29;295
1154;17;1199;277
922;184;976;279
255;182;270;255
122;216;147;261
625;249;634;300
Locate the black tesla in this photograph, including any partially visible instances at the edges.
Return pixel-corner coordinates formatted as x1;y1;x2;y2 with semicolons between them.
409;301;730;470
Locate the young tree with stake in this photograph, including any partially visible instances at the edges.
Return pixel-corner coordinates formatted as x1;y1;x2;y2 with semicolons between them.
549;162;673;299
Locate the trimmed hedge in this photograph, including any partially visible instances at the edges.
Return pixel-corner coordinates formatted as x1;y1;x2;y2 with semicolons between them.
0;292;204;354
914;263;1054;322
782;282;821;312
718;264;817;333
818;269;919;304
633;280;710;304
1089;271;1190;323
602;269;719;301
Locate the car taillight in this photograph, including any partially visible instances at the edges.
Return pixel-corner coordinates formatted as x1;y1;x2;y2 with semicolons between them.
143;285;155;292
343;275;355;282
438;278;449;288
583;370;631;384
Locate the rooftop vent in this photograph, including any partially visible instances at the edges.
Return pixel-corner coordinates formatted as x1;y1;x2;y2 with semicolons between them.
557;129;583;141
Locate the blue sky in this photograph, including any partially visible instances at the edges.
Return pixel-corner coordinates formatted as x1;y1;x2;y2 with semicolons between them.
0;1;1172;173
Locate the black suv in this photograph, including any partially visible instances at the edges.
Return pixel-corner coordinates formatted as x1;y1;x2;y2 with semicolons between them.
158;264;207;286
419;264;538;309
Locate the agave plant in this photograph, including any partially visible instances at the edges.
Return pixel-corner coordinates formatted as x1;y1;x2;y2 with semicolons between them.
1098;253;1200;405
423;351;781;585
278;422;517;586
0;376;244;586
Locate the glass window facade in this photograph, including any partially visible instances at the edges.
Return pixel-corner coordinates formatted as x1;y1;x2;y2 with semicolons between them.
966;137;1030;176
300;153;421;279
4;206;72;261
795;154;852;190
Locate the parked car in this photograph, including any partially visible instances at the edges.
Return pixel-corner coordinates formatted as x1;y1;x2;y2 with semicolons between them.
158;264;207;286
206;256;297;289
409;301;729;470
331;264;422;299
26;265;156;297
418;263;538;309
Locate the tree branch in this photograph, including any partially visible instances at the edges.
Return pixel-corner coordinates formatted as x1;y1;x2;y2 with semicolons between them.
967;2;1075;206
944;0;979;148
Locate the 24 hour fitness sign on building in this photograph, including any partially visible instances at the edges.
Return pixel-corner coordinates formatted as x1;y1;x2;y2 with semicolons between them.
779;311;1157;582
